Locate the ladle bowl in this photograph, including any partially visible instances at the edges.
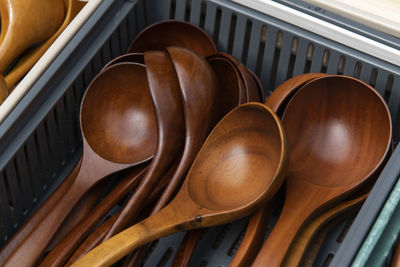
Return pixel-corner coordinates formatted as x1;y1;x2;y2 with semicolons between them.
253;75;392;266
72;103;288;267
128;20;217;57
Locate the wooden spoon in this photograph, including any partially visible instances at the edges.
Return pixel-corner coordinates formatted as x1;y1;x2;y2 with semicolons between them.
252;75;392;266
38;164;149;267
72;103;288;267
248;70;265;102
102;50;185;240
128;20;217;57
4;63;157;266
282;189;369;267
0;0;65;73
100;53;144;73
4;0;85;89
0;75;8;104
124;46;223;267
265;73;326;117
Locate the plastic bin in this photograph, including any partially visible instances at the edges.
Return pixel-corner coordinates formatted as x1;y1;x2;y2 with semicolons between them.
0;0;399;265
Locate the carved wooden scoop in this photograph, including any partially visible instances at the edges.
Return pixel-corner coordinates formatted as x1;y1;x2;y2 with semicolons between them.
252;75;392;266
4;63;157;266
72;103;288;266
128;20;217;57
0;0;65;73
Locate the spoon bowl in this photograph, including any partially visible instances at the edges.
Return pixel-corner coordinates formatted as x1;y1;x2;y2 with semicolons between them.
4;63;157;266
128;20;217;57
253;75;392;266
72;103;288;267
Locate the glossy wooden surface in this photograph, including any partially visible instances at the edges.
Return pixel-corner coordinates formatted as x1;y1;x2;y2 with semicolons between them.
252;75;392;266
128;20;217;57
171;229;204;267
4;0;86;89
39;164;148;266
103;51;185;240
0;75;8;104
65;165;175;265
72;103;288;266
248;69;265;102
282;190;368;267
100;53;144;73
0;0;65;73
265;73;326;117
125;47;221;266
3;64;157;266
0;156;82;266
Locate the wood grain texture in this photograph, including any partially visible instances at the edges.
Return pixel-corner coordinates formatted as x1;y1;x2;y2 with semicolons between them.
0;156;82;266
0;0;65;73
100;53;144;73
103;51;185;240
39;164;148;267
265;73;326;117
3;63;156;266
72;103;288;267
128;20;217;57
282;190;368;267
123;46;221;266
65;166;175;266
4;0;86;89
0;75;8;105
252;75;392;267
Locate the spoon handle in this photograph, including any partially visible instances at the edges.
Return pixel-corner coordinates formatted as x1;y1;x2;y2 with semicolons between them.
4;152;121;266
39;166;147;267
71;201;194;267
171;229;204;267
251;181;334;267
0;156;82;266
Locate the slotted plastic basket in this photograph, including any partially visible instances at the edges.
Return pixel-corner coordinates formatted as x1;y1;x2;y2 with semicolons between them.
0;0;399;266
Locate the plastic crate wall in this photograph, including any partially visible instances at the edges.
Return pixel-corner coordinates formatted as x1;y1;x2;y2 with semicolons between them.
0;0;399;265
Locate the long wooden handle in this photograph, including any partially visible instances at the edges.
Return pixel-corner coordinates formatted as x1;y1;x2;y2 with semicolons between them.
3;154;112;266
39;166;147;267
65;169;173;266
0;156;82;265
71;203;186;267
171;229;203;267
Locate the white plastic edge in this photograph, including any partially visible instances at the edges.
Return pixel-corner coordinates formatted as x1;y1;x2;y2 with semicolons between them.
230;0;400;66
0;0;103;124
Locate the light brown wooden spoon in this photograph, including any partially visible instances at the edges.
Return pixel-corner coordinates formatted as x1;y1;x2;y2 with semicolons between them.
100;53;144;73
102;50;185;240
4;0;85;89
128;20;217;57
4;63;157;266
0;0;65;73
0;75;8;104
72;102;288;267
252;75;392;266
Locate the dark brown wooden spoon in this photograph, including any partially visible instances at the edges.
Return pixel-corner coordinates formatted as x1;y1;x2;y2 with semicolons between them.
128;20;217;57
4;63;157;266
38;164;149;267
252;75;392;266
124;46;224;267
72;103;288;267
102;50;185;240
248;69;265;102
100;53;144;73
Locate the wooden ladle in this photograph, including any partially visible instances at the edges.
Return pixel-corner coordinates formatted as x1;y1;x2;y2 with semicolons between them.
0;75;8;104
4;63;157;266
128;20;217;57
252;75;392;266
4;0;86;89
100;53;144;73
72;102;288;267
0;0;65;73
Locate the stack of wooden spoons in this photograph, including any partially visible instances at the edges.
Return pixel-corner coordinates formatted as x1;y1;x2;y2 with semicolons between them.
0;19;393;267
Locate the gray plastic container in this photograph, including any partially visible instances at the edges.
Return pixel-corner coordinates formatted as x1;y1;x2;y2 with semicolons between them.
0;0;399;266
